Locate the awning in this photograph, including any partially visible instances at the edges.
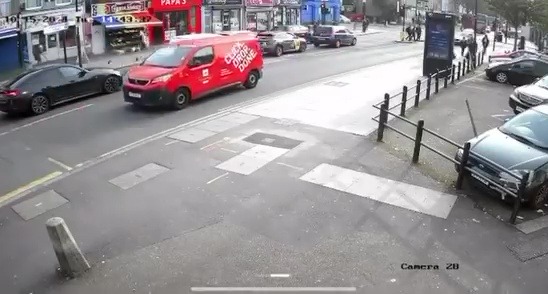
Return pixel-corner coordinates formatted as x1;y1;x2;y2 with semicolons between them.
93;12;163;29
0;28;18;40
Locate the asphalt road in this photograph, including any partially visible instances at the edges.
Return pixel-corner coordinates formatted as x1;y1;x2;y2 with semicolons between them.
0;31;422;198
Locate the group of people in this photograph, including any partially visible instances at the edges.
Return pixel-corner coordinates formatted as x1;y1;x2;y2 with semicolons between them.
404;25;422;41
458;34;490;71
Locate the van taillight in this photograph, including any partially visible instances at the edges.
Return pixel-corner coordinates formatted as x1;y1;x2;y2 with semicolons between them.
1;89;20;96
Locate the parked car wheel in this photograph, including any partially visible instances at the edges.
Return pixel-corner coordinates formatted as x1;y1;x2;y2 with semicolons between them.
172;88;190;110
299;43;307;52
103;75;121;94
351;38;357;46
314;43;321;47
531;183;548;210
334;40;341;48
495;71;508;83
243;70;260;89
275;45;283;57
30;94;50;115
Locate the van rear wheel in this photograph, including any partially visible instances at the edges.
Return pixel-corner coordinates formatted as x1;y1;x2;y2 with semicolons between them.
172;88;190;110
244;70;260;89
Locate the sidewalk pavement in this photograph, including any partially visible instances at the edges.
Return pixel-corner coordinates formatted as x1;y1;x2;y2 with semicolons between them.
6;45;546;294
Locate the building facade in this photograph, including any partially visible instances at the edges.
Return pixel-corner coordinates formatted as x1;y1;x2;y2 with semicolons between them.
202;0;244;33
21;0;85;65
149;0;202;41
301;0;340;24
0;0;21;73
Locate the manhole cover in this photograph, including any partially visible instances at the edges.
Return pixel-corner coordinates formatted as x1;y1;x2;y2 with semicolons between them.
324;81;349;87
243;132;303;149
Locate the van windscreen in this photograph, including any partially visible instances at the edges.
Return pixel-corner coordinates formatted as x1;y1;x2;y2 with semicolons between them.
143;46;192;68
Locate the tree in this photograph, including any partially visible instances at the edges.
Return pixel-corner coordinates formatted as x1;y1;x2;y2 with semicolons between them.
487;0;534;50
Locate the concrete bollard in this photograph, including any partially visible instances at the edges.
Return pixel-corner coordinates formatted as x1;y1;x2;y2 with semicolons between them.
46;217;90;278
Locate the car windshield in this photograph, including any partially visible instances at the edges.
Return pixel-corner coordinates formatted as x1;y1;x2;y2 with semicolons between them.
499;108;548;149
142;46;192;68
535;76;548;89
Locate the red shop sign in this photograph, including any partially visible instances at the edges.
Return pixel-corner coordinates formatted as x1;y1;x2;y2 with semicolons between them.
245;0;274;5
150;0;199;9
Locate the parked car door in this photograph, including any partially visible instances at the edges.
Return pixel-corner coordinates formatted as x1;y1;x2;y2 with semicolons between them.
508;60;536;85
58;66;96;97
186;46;216;97
345;29;355;44
277;33;297;52
334;29;349;44
29;68;72;104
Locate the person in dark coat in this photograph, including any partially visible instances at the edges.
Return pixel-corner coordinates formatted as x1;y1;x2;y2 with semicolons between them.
415;26;422;41
481;35;489;54
469;40;478;69
460;38;467;56
362;18;369;33
405;26;412;41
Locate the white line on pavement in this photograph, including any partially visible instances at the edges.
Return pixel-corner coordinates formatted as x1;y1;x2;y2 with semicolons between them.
276;162;304;171
190;287;357;292
270;274;291;278
206;172;229;185
47;157;73;171
164;140;179;146
0;104;94;137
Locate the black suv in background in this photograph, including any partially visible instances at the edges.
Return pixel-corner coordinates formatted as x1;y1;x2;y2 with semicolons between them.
312;25;357;48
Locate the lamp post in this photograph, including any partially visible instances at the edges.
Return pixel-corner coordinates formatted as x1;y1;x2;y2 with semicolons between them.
473;0;478;42
75;0;83;67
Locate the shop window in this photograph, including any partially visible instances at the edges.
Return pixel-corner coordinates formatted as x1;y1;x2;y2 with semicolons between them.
55;0;71;5
160;11;189;36
25;0;43;9
61;26;77;48
190;6;196;31
0;0;10;17
247;12;269;31
47;34;57;49
192;46;214;65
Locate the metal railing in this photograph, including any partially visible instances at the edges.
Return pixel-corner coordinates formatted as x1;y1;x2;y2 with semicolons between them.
371;51;529;224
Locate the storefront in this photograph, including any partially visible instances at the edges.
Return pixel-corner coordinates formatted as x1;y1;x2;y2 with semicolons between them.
244;0;275;31
22;7;84;65
203;0;244;33
275;0;301;27
0;16;21;73
150;0;202;43
91;1;163;54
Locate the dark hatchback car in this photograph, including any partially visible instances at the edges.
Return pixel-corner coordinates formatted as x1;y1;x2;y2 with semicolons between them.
455;105;548;209
312;25;357;48
486;57;548;85
257;31;307;57
509;74;548;114
0;64;122;115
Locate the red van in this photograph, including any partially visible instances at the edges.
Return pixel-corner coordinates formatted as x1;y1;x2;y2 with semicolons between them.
123;34;263;110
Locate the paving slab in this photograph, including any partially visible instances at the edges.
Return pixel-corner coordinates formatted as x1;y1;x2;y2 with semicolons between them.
11;189;68;220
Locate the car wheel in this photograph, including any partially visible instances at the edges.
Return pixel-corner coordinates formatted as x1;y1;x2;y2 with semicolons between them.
172;88;190;110
495;72;508;83
275;45;283;57
314;43;321;47
531;183;548;210
30;94;50;115
351;38;357;46
299;42;307;52
243;70;260;89
103;75;121;94
334;40;341;48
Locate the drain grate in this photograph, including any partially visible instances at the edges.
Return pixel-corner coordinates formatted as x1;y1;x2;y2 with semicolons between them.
324;81;349;87
243;132;303;149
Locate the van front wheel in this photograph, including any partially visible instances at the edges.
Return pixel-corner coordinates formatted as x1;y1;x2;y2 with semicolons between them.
172;88;190;110
244;70;260;89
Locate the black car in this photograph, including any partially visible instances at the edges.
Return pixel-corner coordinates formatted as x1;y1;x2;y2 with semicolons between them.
455;105;548;209
485;57;548;85
509;75;548;114
257;31;307;57
0;64;122;115
312;25;357;48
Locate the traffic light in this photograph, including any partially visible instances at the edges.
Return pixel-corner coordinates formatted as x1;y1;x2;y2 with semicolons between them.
320;3;329;15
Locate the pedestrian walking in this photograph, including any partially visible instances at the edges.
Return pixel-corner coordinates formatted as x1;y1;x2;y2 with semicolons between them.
481;35;489;54
469;40;477;70
460;38;467;56
405;26;412;41
362;18;369;33
415;26;422;41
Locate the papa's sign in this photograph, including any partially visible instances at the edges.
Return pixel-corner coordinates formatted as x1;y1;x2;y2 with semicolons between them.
160;0;187;5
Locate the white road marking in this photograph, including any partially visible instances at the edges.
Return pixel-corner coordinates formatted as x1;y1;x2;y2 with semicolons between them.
165;140;179;146
206;172;229;184
276;162;304;171
47;157;73;171
0;104;94;137
35;202;42;207
462;84;491;91
200;138;230;150
190;287;356;292
270;273;291;278
300;164;457;219
216;145;289;175
220;148;238;153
